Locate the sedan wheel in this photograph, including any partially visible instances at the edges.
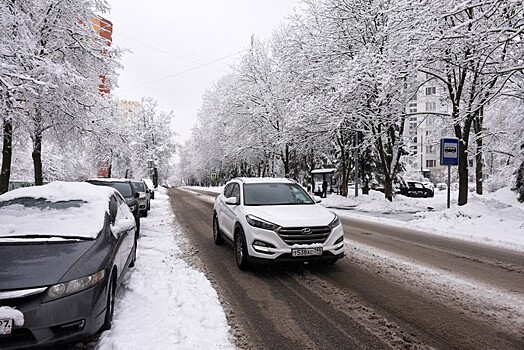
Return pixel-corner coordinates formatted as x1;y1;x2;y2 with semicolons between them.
213;215;224;245
129;237;137;268
234;229;250;270
100;274;115;332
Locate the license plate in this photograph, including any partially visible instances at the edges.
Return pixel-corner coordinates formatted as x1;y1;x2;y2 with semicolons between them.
1;319;13;335
292;247;323;257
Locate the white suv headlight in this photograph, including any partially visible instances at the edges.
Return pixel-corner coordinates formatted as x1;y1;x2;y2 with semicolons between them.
246;215;281;232
328;214;341;229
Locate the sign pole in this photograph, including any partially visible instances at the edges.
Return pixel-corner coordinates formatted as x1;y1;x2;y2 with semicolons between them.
447;165;451;209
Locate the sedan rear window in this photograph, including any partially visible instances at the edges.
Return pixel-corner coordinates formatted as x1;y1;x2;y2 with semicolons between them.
89;182;133;197
243;183;314;206
132;182;146;192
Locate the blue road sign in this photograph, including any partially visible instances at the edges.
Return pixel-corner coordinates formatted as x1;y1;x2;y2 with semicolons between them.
440;137;459;166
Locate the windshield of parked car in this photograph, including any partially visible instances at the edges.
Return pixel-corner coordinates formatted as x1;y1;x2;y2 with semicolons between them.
243;183;314;206
132;182;146;192
0;197;103;240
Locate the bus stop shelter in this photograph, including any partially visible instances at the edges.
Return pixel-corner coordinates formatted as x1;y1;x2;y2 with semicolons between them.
311;168;337;197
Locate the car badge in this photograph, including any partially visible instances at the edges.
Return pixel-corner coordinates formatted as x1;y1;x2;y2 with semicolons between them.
301;228;312;235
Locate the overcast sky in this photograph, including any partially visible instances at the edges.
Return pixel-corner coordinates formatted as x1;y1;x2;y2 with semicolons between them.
108;0;299;144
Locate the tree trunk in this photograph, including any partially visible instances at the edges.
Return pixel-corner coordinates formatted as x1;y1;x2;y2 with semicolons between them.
474;107;484;195
0;118;13;194
336;132;349;197
282;144;290;177
457;139;469;206
383;173;394;202
32;131;43;186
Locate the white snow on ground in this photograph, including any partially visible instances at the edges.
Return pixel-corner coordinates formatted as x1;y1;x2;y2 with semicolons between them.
323;187;524;251
97;187;234;350
349;240;524;335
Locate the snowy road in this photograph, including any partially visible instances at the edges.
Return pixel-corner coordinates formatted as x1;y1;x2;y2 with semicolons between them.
169;187;524;350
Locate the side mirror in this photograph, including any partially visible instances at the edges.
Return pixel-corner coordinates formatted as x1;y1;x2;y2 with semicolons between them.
313;195;322;203
134;192;139;199
225;197;239;205
111;218;135;238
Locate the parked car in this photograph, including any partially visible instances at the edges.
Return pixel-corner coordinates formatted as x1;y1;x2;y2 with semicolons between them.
86;178;141;236
131;180;151;217
0;181;137;348
212;177;345;270
142;178;155;199
399;181;434;198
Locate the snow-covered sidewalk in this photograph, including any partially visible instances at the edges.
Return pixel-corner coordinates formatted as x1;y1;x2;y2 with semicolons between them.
97;187;235;350
323;187;524;252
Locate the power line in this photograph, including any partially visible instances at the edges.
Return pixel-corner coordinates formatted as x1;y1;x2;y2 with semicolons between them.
114;31;230;72
118;50;246;92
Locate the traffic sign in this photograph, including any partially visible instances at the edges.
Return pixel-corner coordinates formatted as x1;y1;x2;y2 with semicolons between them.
440;138;459;166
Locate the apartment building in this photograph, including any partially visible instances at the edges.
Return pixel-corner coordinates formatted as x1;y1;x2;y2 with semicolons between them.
403;73;447;182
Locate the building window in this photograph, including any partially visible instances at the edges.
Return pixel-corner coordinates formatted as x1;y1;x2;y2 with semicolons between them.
426;101;436;111
426;145;437;154
426;87;436;95
409;102;417;113
426;160;437;168
410;122;417;130
427;116;435;124
410;93;417;101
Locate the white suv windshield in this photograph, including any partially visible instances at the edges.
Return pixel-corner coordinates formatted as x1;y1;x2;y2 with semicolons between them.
243;183;314;206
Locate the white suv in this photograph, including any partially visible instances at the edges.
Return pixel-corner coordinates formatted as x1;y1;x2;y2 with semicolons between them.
213;178;345;270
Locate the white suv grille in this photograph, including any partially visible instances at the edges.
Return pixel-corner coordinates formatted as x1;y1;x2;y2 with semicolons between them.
278;226;331;245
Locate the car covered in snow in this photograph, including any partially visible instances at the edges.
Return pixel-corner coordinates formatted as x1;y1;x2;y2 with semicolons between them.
212;177;345;270
131;179;151;217
0;181;137;348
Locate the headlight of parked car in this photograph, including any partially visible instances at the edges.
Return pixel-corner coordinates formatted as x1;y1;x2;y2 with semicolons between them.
129;205;137;212
45;270;106;302
246;215;281;232
328;214;341;230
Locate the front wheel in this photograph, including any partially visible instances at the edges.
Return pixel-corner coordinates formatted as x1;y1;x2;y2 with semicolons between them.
234;229;250;270
129;237;137;268
213;215;224;245
100;274;115;332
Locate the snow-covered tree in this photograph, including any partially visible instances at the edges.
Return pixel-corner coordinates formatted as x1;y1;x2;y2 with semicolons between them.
0;0;121;192
418;0;524;204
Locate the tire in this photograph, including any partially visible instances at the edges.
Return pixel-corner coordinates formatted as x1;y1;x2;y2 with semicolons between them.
234;228;250;270
129;237;137;268
100;274;116;332
213;215;224;245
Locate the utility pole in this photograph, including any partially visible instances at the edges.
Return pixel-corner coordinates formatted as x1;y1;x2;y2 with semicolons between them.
420;133;424;173
354;132;359;197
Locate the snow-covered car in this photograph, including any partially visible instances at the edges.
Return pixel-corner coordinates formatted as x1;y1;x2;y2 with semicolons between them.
131;180;151;217
212;177;345;270
0;181;137;348
142;178;155;199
